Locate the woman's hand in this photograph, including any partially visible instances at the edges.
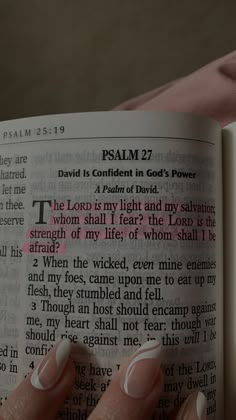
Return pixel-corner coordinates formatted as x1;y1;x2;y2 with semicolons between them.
115;50;236;128
0;339;207;419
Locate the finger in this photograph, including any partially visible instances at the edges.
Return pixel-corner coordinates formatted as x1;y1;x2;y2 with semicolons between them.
115;50;236;127
88;340;163;420
0;339;75;420
175;391;207;420
135;50;236;126
113;79;181;110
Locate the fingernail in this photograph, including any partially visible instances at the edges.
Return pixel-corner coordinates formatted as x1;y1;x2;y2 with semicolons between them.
31;339;71;390
177;391;207;420
219;61;236;80
120;339;161;399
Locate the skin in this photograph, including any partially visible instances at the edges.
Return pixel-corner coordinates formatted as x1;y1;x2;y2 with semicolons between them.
0;358;163;420
115;50;236;128
1;50;235;419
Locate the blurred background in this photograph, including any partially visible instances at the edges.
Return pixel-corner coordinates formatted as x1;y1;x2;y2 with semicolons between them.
0;0;235;121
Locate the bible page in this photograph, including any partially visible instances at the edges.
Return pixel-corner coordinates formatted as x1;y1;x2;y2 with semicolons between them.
0;111;223;419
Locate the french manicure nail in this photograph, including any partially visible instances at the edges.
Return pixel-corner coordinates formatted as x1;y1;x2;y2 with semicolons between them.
31;339;71;390
177;391;207;420
219;61;236;80
120;340;162;399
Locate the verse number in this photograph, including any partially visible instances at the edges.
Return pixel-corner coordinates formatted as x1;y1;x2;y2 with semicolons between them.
141;150;152;160
29;361;35;370
33;259;38;267
31;302;36;311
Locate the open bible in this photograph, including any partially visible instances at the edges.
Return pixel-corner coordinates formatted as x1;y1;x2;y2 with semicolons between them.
0;111;234;419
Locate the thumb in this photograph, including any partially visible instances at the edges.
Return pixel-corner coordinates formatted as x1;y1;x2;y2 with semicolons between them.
0;339;75;420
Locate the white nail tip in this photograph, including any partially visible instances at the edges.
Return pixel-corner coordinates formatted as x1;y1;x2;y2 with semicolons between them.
30;366;45;390
136;339;161;353
56;339;71;367
123;340;161;394
133;340;162;361
196;392;207;419
30;339;71;391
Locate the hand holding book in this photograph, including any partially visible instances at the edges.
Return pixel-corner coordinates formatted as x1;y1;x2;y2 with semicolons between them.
0;339;207;420
115;50;236;127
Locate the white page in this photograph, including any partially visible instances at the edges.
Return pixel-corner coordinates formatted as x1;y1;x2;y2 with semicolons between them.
0;111;223;419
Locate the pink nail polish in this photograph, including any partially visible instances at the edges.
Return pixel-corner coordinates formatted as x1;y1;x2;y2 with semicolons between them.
120;340;161;399
219;61;236;80
30;339;71;390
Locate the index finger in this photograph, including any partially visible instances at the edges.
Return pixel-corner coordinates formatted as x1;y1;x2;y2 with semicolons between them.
0;340;75;420
88;340;163;420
